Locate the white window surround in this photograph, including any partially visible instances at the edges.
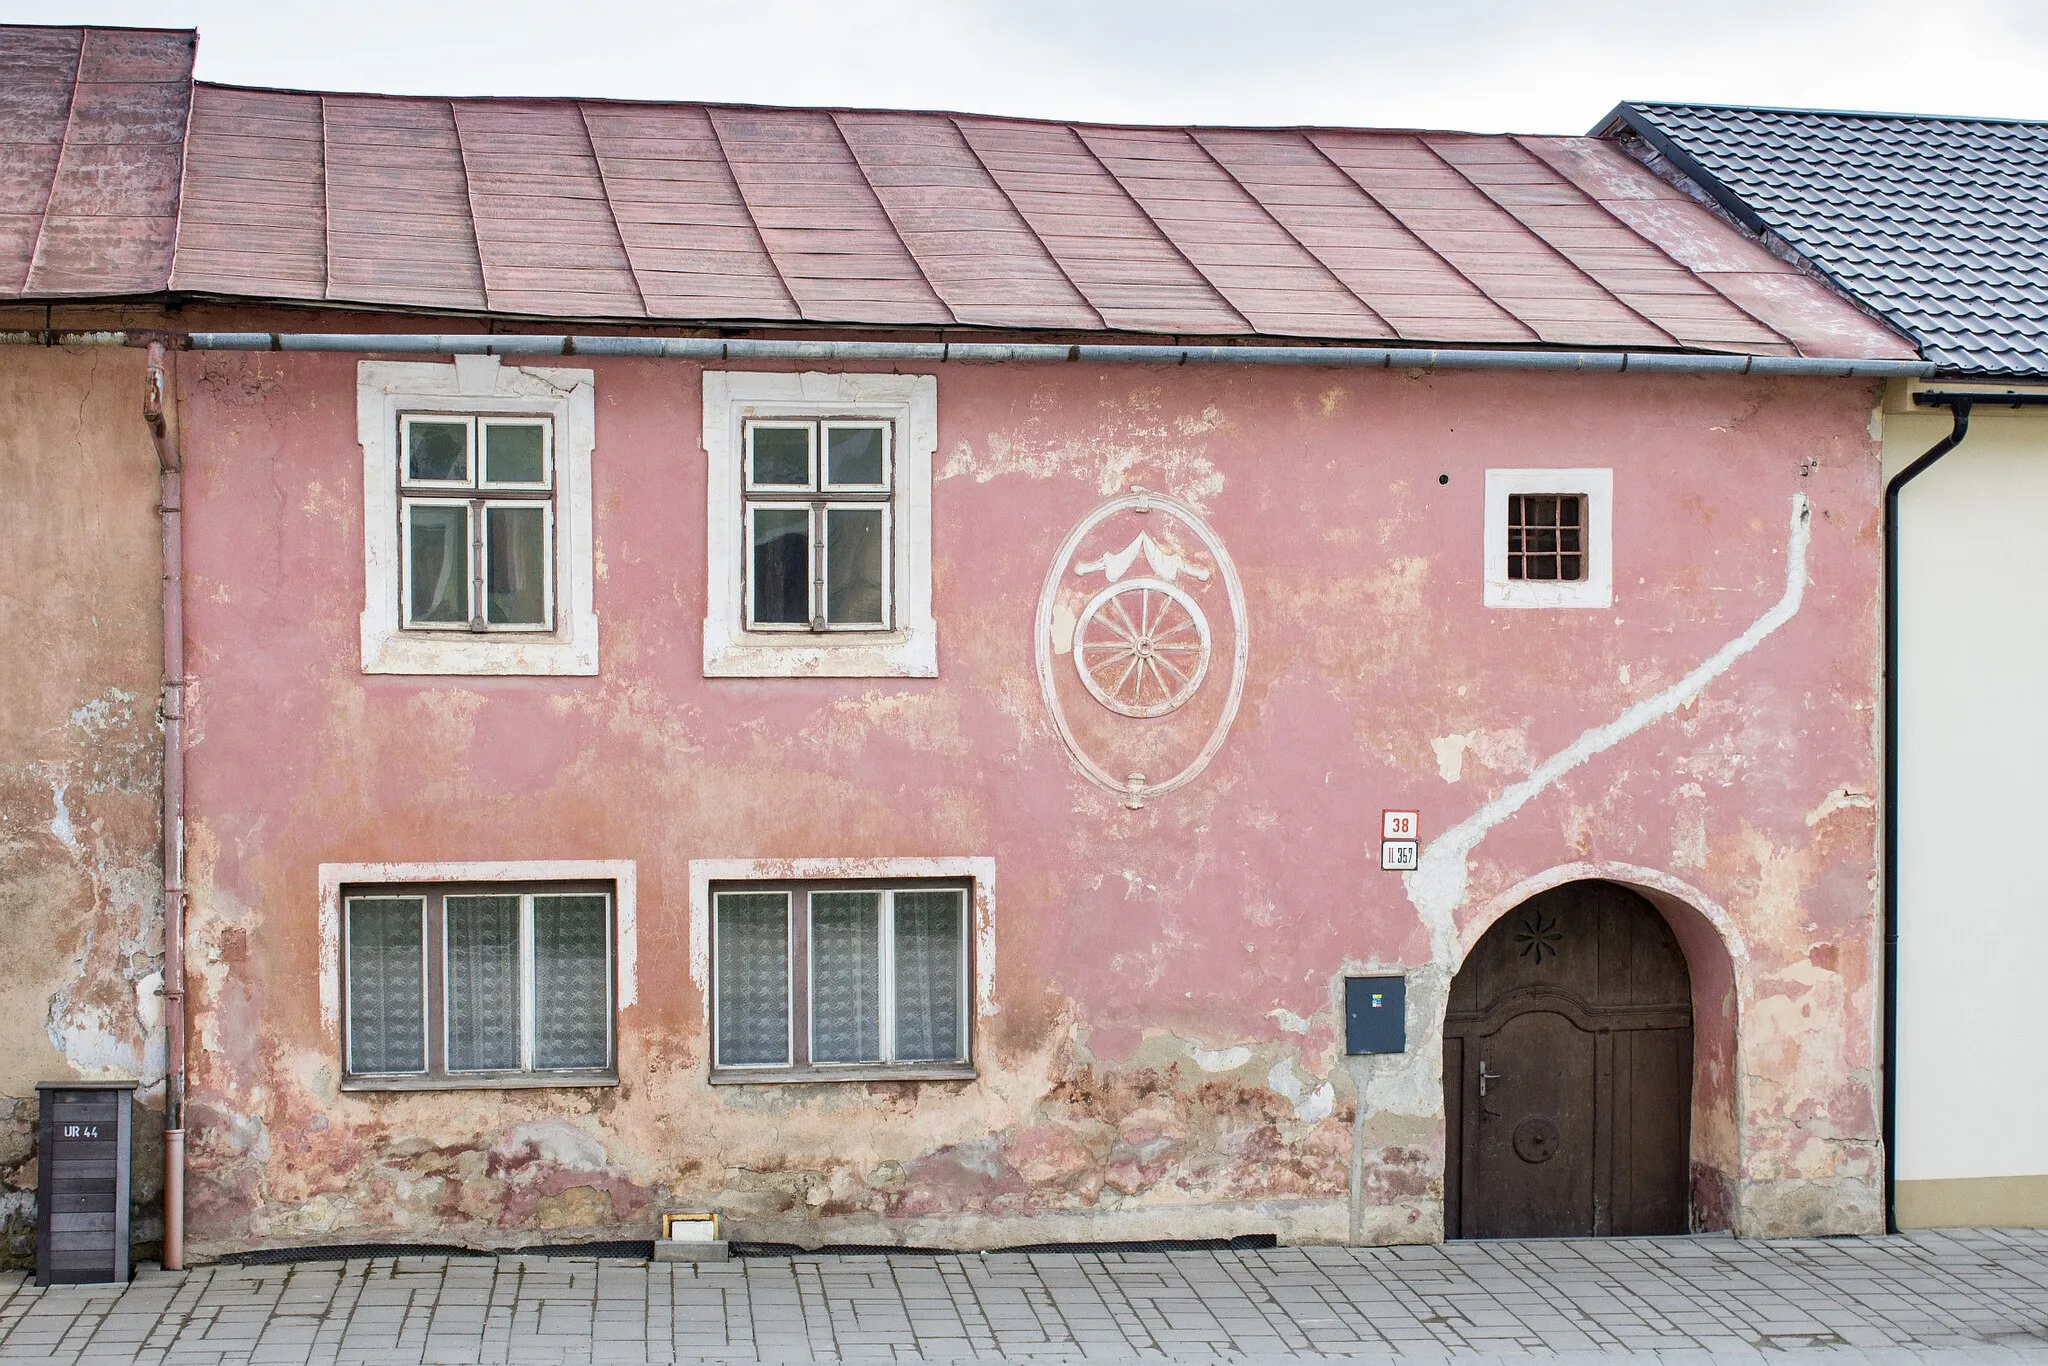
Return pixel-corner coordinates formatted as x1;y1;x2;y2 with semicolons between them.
687;857;994;1032
318;859;638;1050
702;372;938;677
1484;467;1614;609
359;357;599;674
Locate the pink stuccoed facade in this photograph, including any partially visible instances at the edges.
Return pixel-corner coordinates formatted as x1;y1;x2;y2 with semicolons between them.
162;339;1885;1254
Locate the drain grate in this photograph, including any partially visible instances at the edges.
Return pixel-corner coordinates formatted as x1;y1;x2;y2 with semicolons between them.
218;1232;1277;1266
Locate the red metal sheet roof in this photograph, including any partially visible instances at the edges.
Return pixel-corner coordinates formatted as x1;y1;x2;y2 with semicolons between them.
0;24;1916;359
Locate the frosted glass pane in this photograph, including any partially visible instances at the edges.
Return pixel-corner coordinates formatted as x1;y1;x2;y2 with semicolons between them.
810;892;881;1064
446;895;521;1071
484;422;547;484
826;426;885;486
750;507;810;625
749;426;811;487
893;890;965;1063
825;507;884;625
716;893;789;1066
408;504;470;624
407;420;469;482
533;895;609;1070
485;506;548;626
346;897;425;1073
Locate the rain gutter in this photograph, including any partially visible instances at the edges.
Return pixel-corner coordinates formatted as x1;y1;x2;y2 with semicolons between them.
1884;389;2048;1231
0;329;1935;377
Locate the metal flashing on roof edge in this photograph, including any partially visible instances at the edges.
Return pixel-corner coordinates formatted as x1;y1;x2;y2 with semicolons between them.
0;331;1934;377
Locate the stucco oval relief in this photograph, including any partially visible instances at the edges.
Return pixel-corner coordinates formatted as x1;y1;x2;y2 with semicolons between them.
1034;490;1248;807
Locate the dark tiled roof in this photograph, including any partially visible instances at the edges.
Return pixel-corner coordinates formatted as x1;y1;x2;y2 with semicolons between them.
0;27;1912;358
1609;102;2048;378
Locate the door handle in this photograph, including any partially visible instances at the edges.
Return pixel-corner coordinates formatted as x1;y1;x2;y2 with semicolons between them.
1478;1061;1502;1098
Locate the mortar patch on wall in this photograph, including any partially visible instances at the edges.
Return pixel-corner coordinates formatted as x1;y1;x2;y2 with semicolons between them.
1034;490;1247;807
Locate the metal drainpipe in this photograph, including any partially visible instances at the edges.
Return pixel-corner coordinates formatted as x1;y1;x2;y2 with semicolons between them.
143;341;186;1271
1883;388;2048;1232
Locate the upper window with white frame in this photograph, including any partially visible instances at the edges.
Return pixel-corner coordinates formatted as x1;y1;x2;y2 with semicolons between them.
358;358;598;675
400;414;555;632
743;419;893;632
711;879;970;1080
1484;467;1613;609
344;880;616;1088
703;372;938;678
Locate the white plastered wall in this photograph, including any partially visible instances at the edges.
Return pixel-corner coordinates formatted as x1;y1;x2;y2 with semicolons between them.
1885;385;2048;1193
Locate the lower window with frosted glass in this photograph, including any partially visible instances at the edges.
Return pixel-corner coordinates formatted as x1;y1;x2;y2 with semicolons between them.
711;881;971;1080
343;883;616;1087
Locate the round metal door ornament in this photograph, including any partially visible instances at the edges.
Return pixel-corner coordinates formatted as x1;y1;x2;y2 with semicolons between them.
1512;1115;1562;1164
1034;488;1247;807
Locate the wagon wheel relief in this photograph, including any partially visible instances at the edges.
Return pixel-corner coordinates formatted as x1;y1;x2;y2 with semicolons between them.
1034;489;1249;806
1074;577;1210;718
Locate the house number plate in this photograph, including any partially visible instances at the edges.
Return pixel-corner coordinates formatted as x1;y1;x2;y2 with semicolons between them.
1381;810;1419;870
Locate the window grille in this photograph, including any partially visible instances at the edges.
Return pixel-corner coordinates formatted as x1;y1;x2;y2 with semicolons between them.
1506;493;1587;583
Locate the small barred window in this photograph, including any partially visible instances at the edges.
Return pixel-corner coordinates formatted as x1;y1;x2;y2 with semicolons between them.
1507;494;1586;583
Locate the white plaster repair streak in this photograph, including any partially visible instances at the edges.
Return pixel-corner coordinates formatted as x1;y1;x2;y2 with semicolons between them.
687;858;997;1020
317;860;639;1032
1405;495;1813;963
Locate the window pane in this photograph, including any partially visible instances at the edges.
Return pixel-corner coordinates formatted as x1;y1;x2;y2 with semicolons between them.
407;420;470;483
715;893;790;1066
446;895;521;1071
749;426;812;487
825;507;885;626
408;504;470;624
484;422;547;485
892;890;965;1063
810;892;881;1064
826;425;886;486
347;897;425;1074
750;507;810;625
533;895;610;1070
485;505;548;626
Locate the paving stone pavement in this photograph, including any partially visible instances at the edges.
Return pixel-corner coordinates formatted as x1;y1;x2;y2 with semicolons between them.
1;1229;2045;1364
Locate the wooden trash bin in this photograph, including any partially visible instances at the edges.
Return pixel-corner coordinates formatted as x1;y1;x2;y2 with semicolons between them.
35;1081;135;1285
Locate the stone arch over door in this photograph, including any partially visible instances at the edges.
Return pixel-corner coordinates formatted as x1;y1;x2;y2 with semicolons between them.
1443;879;1698;1238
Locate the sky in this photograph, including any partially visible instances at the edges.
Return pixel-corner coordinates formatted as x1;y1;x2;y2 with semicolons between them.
7;0;2048;133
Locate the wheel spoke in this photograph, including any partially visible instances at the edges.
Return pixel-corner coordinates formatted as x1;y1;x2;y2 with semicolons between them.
1109;595;1142;642
1152;617;1197;640
1152;651;1189;684
1110;654;1142;700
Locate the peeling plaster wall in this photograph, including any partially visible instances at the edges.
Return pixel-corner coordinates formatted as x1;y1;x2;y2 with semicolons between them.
167;321;1886;1255
0;345;166;1267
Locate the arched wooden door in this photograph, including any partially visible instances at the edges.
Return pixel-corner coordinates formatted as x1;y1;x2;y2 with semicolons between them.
1444;880;1692;1238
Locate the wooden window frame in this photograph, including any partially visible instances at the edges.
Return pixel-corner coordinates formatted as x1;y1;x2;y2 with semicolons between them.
341;880;617;1091
398;414;557;634
740;418;896;634
709;878;973;1084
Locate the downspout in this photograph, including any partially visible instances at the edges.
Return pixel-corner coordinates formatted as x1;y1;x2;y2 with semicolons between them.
1884;388;2048;1231
143;341;186;1271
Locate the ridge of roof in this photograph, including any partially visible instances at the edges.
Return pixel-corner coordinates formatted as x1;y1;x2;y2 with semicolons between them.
1617;98;2048;130
191;78;1552;140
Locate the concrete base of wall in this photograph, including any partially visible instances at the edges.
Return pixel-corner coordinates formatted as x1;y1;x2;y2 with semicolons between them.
1733;1178;1885;1240
1896;1176;2048;1229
